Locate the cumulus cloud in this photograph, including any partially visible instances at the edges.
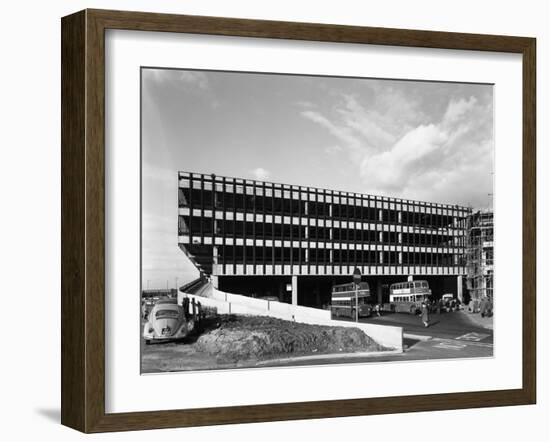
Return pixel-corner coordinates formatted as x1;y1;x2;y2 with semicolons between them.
300;89;493;208
251;167;271;181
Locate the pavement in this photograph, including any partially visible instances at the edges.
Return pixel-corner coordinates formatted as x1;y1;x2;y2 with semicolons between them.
459;310;494;330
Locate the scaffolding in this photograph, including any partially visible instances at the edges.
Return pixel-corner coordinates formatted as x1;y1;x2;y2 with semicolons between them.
466;210;494;302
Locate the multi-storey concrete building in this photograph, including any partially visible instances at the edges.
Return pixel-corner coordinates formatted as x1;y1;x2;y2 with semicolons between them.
178;172;470;308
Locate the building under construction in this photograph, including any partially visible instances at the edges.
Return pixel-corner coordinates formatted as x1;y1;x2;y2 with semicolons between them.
465;210;494;303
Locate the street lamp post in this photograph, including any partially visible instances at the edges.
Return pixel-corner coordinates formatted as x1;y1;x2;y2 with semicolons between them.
355;283;359;322
352;268;361;323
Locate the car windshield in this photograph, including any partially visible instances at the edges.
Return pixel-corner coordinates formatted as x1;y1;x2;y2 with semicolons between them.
155;309;179;319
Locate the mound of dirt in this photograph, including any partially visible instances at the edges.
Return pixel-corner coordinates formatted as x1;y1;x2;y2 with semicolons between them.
195;315;386;362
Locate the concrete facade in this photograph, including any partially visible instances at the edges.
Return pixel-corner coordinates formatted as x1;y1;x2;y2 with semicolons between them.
178;172;470;306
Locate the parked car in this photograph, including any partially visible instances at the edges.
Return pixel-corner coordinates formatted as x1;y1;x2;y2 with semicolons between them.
143;298;194;344
441;294;458;312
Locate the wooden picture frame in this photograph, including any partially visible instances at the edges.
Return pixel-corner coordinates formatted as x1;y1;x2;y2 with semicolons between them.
61;9;536;433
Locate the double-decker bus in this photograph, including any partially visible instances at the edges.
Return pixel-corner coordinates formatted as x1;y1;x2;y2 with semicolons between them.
387;280;432;314
330;282;372;319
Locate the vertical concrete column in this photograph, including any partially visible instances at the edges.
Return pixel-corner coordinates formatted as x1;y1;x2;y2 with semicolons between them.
457;275;463;303
292;275;298;306
376;280;383;305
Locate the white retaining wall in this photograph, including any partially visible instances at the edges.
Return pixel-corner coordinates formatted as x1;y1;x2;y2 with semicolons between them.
187;288;332;322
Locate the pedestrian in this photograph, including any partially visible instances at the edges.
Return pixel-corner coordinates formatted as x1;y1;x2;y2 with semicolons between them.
141;301;148;321
480;296;487;317
196;301;202;331
487;296;493;317
375;303;381;317
182;296;190;320
421;302;430;328
437;299;442;315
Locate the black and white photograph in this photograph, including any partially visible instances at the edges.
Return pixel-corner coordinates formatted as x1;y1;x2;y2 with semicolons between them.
140;68;495;373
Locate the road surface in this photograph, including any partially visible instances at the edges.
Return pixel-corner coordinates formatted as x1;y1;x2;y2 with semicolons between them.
265;310;493;367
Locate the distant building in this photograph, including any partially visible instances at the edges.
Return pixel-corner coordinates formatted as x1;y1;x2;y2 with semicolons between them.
466;210;494;302
177;172;470;307
141;288;177;299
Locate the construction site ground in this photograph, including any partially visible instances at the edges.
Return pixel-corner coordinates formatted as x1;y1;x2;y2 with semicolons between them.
141;314;389;373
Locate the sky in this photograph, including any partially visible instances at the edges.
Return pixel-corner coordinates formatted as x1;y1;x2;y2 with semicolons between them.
141;68;494;288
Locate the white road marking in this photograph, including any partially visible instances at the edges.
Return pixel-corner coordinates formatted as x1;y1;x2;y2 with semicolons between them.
456;332;490;342
432;337;493;349
433;342;467;350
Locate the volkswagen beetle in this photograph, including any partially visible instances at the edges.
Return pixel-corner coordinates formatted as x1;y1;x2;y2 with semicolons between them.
143;298;194;344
